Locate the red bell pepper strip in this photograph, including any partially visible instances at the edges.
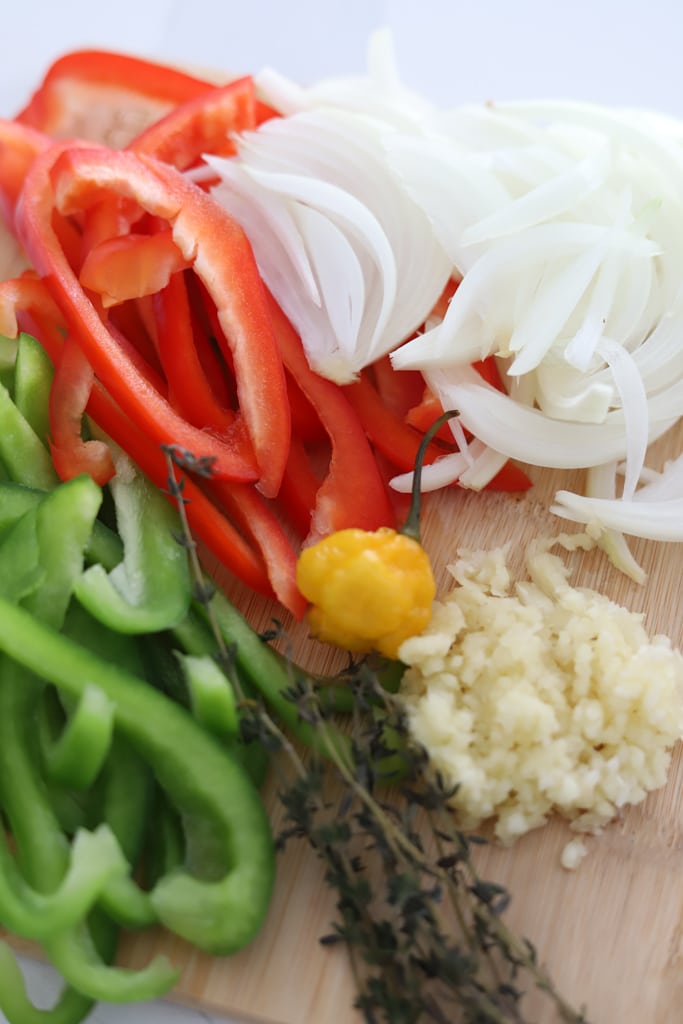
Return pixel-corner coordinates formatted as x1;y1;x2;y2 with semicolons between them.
0;273;279;594
286;372;327;444
276;433;323;538
51;145;290;496
405;387;455;443
201;476;306;618
128;77;257;171
152;270;237;434
0;273;63;344
0;119;49;225
15;50;217;141
48;333;116;486
183;275;235;410
370;354;426;419
345;370;452;474
485;461;534;492
79;230;192;307
107;299;164;379
266;293;394;542
16;143;291;491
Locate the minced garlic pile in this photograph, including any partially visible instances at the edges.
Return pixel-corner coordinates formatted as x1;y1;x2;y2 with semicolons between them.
397;543;683;864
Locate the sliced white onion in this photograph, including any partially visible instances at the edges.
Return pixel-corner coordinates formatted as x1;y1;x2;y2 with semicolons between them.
203;37;683;577
208;107;450;382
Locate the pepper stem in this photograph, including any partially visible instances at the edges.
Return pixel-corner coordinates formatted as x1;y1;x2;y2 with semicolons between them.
401;409;459;542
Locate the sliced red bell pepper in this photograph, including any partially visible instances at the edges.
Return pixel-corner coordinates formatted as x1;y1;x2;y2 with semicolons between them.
128;77;257;171
48;332;116;485
201;476;307;618
485;461;534;492
184;274;234;410
265;293;394;542
79;229;192;307
406;357;508;442
0;119;49;225
345;370;452;473
0;273;64;346
16;143;290;492
0;272;281;602
15;50;217;142
107;298;164;379
286;371;327;444
276;432;324;538
80;389;276;600
152;270;237;434
405;387;455;443
370;354;426;419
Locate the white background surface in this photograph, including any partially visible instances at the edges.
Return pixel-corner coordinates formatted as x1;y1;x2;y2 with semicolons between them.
1;1;682;1022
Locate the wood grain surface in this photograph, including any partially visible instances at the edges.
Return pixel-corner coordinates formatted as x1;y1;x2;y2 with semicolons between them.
115;421;683;1024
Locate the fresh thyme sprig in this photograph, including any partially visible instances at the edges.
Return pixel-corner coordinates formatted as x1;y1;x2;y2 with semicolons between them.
164;445;589;1024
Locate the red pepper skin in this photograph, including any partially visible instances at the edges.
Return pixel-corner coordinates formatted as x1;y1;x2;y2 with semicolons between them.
277;433;323;538
266;294;395;543
203;476;307;618
0;119;49;225
83;391;276;600
0;277;274;593
48;333;116;485
345;370;451;473
484;461;534;492
17;144;291;492
79;230;192;307
371;354;426;419
15;50;217;141
405;388;455;443
0;272;283;599
286;372;327;444
145;154;290;497
129;77;257;171
0;273;63;342
152;270;237;434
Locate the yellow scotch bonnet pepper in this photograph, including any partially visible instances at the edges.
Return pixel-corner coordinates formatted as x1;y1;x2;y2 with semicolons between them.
296;411;457;660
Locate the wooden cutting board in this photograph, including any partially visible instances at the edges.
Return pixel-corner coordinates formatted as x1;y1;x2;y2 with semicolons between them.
113;420;683;1024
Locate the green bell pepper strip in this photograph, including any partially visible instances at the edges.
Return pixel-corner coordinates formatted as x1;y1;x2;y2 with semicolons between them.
0;379;58;489
177;652;239;741
21;473;102;629
74;451;192;634
45;684;115;790
13;331;54;446
0;941;93;1024
0;596;276;955
170;608;270;786
143;785;186;891
62;600;157;930
0;822;126;940
0;505;45;602
0;657;175;1005
93;736;157;930
0;333;18;390
199;590;353;762
0;481;123;567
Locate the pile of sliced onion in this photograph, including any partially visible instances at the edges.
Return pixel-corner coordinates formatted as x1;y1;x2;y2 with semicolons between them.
205;32;683;578
206;105;450;383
